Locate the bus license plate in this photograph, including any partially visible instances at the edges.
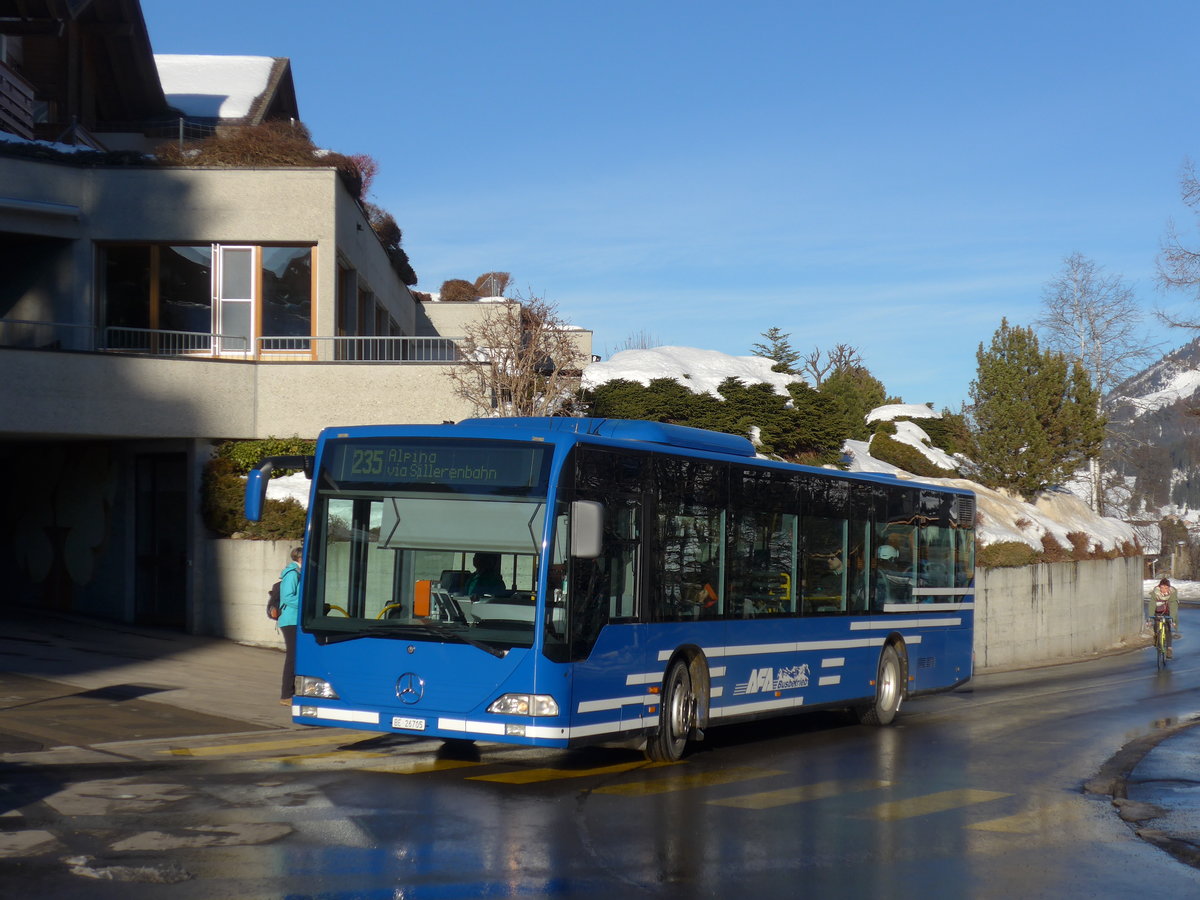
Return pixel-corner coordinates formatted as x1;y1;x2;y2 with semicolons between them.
392;716;426;731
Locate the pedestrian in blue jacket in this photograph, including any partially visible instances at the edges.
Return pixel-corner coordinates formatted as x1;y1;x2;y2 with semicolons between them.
278;546;302;705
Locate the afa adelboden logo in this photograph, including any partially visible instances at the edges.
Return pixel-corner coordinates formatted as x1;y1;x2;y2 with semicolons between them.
733;663;810;695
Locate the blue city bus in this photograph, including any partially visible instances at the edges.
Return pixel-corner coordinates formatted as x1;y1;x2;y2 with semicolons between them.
245;417;975;761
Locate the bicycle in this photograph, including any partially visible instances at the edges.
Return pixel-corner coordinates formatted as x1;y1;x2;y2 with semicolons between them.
1152;612;1174;670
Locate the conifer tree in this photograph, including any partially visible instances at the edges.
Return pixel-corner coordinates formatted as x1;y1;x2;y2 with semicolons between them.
751;327;801;374
969;319;1104;498
819;365;896;441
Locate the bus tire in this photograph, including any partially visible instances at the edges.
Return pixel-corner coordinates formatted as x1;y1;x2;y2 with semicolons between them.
857;643;904;726
646;659;695;761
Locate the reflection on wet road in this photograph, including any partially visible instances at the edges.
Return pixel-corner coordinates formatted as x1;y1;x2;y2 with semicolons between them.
3;610;1200;897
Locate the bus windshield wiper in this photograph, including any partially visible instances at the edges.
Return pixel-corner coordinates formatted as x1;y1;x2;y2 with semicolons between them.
314;622;427;645
419;618;508;658
312;620;507;657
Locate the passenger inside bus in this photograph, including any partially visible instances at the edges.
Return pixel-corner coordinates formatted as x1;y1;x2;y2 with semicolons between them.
873;543;912;605
466;552;508;597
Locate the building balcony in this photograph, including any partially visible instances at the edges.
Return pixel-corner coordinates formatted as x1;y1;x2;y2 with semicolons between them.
0;59;36;140
0;319;463;362
0;320;478;440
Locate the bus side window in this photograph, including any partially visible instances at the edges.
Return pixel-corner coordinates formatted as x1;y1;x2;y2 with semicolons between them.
652;457;725;622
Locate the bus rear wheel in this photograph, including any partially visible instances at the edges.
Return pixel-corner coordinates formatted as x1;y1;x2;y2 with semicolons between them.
856;644;904;726
646;659;695;761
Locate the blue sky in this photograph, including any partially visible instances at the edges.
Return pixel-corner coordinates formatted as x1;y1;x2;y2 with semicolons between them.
141;1;1200;410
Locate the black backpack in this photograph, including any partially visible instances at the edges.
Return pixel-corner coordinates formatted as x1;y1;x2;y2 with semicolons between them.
267;580;282;620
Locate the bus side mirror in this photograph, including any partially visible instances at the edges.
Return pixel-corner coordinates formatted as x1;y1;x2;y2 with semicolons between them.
244;454;313;522
570;500;604;559
245;464;271;522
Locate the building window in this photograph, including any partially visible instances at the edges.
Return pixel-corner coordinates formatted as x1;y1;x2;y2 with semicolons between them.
262;246;313;338
99;243;314;356
102;245;152;331
160;245;213;334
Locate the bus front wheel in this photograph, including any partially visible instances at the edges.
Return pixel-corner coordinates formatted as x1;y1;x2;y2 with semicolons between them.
646;659;695;761
856;644;904;726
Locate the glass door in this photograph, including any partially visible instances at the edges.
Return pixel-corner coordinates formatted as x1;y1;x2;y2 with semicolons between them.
216;245;255;356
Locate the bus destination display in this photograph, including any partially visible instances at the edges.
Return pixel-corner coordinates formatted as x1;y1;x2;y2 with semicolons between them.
328;440;546;490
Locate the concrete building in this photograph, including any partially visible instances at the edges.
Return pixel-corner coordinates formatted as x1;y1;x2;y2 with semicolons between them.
0;1;590;636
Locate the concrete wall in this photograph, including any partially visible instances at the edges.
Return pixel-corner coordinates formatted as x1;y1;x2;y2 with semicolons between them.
196;538;296;648
0;348;478;439
201;543;1147;671
973;556;1144;671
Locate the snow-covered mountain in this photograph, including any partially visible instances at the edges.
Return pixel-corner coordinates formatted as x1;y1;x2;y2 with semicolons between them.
1106;337;1200;520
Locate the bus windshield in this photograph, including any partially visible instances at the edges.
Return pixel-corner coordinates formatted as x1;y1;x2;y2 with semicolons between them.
306;438;552;651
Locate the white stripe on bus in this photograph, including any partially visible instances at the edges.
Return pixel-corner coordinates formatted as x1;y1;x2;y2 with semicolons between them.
577;693;657;714
658;634;923;662
850;618;960;629
307;707;380;725
710;695;806;718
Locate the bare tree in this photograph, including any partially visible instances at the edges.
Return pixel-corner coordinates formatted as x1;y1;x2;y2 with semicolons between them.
1158;157;1200;315
800;343;864;387
1037;252;1157;512
447;293;588;418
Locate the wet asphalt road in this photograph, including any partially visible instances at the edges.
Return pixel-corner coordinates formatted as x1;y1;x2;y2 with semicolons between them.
2;610;1200;898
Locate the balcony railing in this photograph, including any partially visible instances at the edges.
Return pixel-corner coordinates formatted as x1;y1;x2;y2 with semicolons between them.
105;326;251;357
0;60;35;140
0;319;462;363
259;335;461;361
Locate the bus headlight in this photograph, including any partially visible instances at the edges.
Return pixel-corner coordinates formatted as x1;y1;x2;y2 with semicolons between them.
295;675;339;699
487;693;559;717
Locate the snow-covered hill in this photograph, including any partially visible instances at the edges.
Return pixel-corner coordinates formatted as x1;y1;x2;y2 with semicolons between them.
582;347;1138;549
267;345;1141;551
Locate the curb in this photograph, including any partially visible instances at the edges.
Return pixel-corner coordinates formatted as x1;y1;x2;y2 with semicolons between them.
1086;718;1200;869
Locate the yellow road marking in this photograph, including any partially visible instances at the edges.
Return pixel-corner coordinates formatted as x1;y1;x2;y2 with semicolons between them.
359;759;484;775
967;800;1081;833
595;766;783;796
164;733;368;757
862;789;1010;821
468;760;673;784
709;778;892;810
268;750;396;763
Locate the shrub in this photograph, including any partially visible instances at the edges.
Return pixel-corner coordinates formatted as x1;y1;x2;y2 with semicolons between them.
869;431;957;479
918;411;972;456
1066;531;1093;559
157;121;366;189
440;279;481;302
214;437;316;475
201;457;306;540
1039;533;1070;563
203;438;313;540
584;376;846;465
977;541;1038;568
473;272;512;296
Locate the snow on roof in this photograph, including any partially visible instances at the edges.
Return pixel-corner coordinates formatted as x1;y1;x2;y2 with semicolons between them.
154;55;276;119
583;346;801;397
866;403;938;423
